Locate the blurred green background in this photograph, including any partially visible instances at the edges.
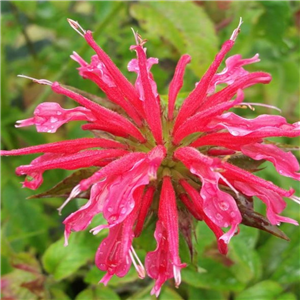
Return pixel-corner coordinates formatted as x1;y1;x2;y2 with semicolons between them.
1;1;300;299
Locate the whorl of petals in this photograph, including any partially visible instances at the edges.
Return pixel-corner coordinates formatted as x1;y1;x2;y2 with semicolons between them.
1;19;299;297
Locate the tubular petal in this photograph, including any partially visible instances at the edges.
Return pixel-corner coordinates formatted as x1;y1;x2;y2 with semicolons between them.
175;147;242;243
173;90;244;144
52;82;146;142
134;186;155;237
168;54;191;120
0;138;127;156
199;72;271;112
16;149;127;190
241;143;300;181
207;54;260;94
130;43;163;144
179;180;228;254
173;39;235;132
72;53;143;125
15;102;95;133
235;182;298;226
223;162;295;198
84;30;145;116
145;177;186;295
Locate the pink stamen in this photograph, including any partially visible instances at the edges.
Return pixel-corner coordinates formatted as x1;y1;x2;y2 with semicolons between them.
67;18;86;37
57;184;81;215
173;265;182;288
17;75;52;86
218;172;240;197
290;195;300;205
129;246;145;279
240;102;282;113
230;17;243;41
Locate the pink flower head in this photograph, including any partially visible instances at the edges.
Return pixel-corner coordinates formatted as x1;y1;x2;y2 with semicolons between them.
1;18;299;296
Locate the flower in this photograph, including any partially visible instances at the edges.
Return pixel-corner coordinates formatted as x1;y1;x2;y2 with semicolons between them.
1;18;300;296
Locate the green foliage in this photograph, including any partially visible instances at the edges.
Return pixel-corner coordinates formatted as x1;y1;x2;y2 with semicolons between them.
42;231;102;281
130;2;218;76
1;1;299;299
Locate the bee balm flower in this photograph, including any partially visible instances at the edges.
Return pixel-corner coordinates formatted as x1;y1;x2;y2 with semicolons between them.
2;18;300;296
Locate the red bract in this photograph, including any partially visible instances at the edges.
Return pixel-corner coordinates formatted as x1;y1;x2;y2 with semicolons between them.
1;18;300;295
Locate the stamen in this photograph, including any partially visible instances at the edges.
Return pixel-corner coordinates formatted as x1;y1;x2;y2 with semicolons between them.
173;265;181;288
57;184;81;215
17;75;52;86
131;28;139;45
131;28;146;46
290;195;300;205
230;17;243;41
218;172;240;197
240;102;282;113
67;18;86;37
64;230;69;247
90;224;109;235
129;246;145;279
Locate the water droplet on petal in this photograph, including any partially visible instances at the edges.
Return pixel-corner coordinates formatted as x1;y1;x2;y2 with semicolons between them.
216;213;223;220
109;214;118;222
107;206;113;212
121;208;126;214
216;214;223;220
219;201;229;211
230;212;235;218
56;111;62;115
50;116;58;123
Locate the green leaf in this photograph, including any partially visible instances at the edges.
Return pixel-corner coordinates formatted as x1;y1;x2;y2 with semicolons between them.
256;1;291;46
126;284;154;300
188;286;226;300
1;182;49;252
130;2;218;76
235;280;283;300
11;1;37;16
276;292;297;300
42;231;101;281
229;230;262;283
270;246;300;284
159;287;184;300
182;264;245;292
258;226;299;279
75;286;120;300
49;288;71;300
